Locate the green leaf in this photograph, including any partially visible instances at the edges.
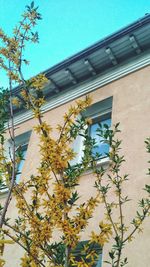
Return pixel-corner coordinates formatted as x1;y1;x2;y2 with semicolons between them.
31;1;34;9
109;251;115;259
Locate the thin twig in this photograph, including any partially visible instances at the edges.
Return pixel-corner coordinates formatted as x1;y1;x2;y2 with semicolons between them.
4;231;45;267
0;60;16;228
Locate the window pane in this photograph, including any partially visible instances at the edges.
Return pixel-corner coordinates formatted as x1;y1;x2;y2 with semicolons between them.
71;241;102;267
90;118;111;158
95;254;102;267
16;146;27;183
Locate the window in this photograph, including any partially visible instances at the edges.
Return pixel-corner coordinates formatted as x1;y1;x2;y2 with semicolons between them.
2;131;31;189
14;131;31;183
83;97;112;161
71;240;102;267
70;97;112;165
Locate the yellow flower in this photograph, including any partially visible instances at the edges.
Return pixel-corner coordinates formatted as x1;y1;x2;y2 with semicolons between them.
12;97;20;107
23;24;31;30
30;74;48;90
85;118;92;125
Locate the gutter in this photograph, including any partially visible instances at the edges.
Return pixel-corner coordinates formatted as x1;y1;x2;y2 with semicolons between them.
44;14;150;76
13;14;150;95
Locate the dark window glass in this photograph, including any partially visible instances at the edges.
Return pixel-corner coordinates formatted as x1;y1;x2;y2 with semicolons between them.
71;241;102;267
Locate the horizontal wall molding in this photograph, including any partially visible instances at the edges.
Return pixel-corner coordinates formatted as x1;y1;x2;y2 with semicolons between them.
13;52;150;126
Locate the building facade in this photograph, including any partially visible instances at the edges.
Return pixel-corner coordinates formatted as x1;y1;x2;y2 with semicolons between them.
1;14;150;267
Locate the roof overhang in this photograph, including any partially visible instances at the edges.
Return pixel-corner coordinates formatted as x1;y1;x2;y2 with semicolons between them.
13;14;150;115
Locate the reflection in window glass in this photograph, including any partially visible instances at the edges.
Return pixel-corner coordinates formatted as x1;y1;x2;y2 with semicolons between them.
95;253;102;267
16;144;27;183
90;117;111;158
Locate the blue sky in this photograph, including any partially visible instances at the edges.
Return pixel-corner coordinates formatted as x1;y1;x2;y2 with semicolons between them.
0;0;150;88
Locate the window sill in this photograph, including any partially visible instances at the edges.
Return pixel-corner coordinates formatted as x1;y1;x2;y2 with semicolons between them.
96;157;110;166
82;157;110;176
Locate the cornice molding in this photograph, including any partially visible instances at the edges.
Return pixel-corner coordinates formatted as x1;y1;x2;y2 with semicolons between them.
13;53;150;126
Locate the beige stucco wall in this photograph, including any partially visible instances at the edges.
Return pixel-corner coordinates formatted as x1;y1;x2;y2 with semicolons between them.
1;65;150;266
